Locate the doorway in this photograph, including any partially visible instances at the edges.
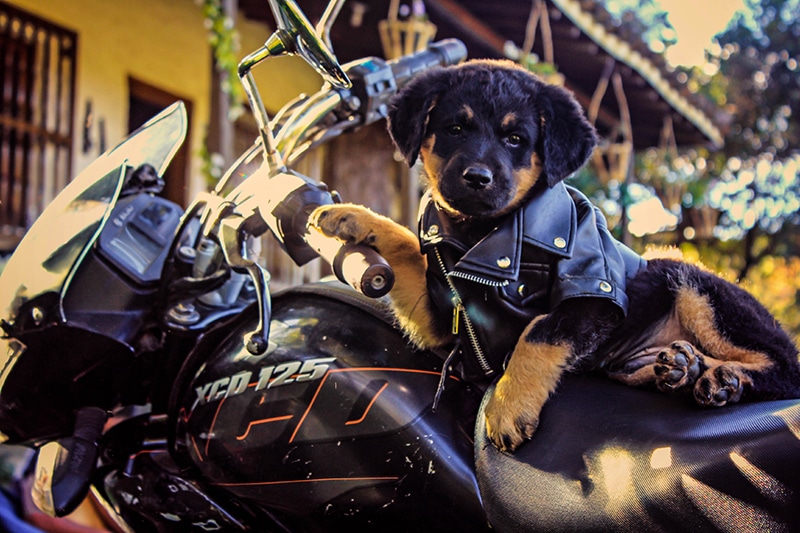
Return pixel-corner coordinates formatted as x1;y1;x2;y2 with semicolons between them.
128;77;192;206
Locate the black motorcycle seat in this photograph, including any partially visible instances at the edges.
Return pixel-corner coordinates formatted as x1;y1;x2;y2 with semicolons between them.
475;373;800;532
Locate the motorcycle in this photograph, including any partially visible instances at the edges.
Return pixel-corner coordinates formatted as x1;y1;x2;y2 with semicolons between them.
1;1;800;531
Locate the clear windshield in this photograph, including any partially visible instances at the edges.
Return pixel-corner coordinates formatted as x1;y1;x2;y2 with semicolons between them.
0;102;187;330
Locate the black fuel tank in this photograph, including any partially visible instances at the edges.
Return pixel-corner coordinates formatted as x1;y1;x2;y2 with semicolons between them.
173;282;488;531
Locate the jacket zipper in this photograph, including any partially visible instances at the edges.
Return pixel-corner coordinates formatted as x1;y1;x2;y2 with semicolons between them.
434;248;503;377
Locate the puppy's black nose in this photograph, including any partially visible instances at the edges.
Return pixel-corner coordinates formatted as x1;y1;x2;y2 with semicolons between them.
463;167;493;189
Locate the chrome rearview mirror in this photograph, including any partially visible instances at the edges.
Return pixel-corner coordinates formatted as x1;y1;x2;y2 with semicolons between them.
238;0;350;169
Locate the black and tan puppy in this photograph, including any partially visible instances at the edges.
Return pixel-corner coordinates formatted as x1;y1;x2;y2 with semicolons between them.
310;59;800;452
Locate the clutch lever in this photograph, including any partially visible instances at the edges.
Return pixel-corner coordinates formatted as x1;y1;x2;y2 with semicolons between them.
217;214;272;355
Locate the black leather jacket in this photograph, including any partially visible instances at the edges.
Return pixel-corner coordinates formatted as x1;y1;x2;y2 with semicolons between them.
419;182;647;382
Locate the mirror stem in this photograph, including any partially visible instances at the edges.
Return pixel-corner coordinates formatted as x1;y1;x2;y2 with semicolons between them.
238;33;288;171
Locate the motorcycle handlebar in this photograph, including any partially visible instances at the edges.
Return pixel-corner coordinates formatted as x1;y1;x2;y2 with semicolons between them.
289;40;466;297
263;40;467;297
275;41;467;177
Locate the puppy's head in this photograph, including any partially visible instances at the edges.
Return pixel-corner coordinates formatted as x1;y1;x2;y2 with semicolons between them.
388;59;597;219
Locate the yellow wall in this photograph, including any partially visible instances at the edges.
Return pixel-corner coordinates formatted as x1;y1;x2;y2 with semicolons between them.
7;0;323;202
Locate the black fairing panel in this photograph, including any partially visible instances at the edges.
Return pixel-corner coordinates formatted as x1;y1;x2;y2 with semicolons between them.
0;324;133;443
174;283;488;531
475;373;800;532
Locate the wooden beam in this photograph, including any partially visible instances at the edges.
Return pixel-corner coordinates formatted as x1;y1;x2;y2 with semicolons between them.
425;0;507;52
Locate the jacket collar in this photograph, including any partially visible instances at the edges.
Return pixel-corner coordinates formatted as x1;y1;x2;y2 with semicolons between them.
419;182;577;282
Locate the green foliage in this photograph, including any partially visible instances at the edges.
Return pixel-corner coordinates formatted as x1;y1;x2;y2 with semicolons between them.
200;0;245;119
683;0;800;335
592;0;800;335
604;0;677;54
716;0;800;159
519;56;559;76
596;0;800;249
696;0;800;253
198;0;247;188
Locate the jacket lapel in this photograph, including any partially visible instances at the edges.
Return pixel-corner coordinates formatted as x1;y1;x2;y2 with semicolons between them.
419;183;578;283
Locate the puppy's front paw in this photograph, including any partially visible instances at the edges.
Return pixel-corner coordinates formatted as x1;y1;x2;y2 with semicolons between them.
484;376;542;453
309;204;380;246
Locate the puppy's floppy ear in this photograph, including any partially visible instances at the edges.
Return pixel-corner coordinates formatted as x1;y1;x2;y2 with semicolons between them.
387;67;450;166
537;83;598;187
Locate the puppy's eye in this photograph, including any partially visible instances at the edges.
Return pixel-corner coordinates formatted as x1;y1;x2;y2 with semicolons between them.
446;124;463;136
505;134;523;147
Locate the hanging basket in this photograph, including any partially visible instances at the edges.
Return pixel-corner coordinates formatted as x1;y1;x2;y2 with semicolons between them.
591;139;632;186
539;70;565;86
653;180;687;214
379;0;437;59
520;56;565;86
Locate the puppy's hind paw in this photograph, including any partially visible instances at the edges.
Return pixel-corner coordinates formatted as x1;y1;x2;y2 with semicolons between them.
654;341;703;392
694;364;748;407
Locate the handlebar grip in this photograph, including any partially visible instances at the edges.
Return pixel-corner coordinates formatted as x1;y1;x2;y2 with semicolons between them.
390;39;468;89
332;243;395;298
304;226;395;298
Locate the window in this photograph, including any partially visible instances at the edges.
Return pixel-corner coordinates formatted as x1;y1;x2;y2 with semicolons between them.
0;1;76;249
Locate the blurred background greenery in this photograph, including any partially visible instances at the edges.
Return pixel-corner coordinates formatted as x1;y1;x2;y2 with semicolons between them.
569;0;800;338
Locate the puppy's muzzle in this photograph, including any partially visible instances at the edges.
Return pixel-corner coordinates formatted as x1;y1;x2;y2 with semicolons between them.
463;166;493;190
